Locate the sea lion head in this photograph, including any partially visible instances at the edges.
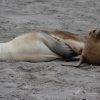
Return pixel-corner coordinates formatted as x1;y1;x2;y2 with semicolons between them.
79;28;100;66
89;28;100;39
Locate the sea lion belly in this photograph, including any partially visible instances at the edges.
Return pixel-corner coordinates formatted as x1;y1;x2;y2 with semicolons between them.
7;33;59;62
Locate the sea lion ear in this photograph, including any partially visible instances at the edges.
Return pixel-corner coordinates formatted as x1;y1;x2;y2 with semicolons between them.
95;29;100;37
92;29;96;34
98;30;100;35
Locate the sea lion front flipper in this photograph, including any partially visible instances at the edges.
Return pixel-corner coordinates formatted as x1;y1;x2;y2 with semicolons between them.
74;55;87;67
74;55;84;67
40;32;77;59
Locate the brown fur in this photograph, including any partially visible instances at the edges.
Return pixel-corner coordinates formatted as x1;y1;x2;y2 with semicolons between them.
48;30;86;55
43;30;85;42
79;29;100;65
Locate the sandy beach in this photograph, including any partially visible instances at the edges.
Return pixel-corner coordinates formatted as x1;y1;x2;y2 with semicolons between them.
0;0;100;100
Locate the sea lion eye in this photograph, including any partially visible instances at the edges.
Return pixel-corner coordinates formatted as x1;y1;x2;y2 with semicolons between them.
92;29;96;33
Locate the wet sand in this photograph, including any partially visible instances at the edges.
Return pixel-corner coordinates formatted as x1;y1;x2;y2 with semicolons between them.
0;0;100;100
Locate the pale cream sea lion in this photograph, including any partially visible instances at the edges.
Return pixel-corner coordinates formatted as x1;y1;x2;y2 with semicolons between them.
77;29;100;66
0;30;84;62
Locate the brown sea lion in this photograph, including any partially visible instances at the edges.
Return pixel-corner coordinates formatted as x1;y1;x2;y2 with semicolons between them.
77;28;100;66
0;30;84;62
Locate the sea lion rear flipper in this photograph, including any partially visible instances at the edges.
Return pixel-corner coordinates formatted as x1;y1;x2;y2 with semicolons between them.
41;32;77;59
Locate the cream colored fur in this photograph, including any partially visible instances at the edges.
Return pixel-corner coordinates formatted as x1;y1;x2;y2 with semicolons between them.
0;32;59;62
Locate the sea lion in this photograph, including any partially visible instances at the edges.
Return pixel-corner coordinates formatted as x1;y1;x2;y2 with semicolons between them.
0;30;83;62
77;28;100;66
